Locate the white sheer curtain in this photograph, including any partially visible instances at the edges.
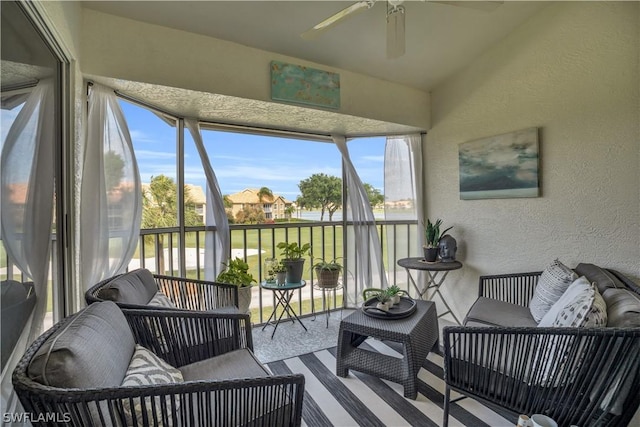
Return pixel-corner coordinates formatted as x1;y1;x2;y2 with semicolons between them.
185;119;230;279
80;83;141;288
384;134;425;292
334;135;387;306
0;79;54;413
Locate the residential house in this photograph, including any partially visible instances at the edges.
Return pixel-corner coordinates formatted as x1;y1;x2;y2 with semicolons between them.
227;188;292;220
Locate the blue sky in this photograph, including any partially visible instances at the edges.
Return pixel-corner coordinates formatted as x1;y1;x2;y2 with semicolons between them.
121;100;385;201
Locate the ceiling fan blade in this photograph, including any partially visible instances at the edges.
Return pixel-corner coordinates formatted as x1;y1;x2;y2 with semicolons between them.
429;1;503;12
301;1;376;40
387;5;405;59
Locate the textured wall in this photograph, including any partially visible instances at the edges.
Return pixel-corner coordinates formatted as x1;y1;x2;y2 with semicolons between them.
426;1;640;318
80;9;430;130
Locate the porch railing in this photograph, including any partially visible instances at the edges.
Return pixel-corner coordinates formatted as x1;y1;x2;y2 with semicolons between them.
133;220;419;325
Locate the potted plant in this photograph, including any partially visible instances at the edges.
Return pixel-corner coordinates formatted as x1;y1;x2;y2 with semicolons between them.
374;290;391;312
277;242;311;284
424;218;453;262
387;285;402;305
272;260;287;285
216;257;256;314
313;257;342;288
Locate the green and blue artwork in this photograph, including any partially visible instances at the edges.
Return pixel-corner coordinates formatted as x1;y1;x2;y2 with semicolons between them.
271;60;340;109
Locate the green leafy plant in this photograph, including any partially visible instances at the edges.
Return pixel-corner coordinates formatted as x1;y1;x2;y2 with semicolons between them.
425;218;453;248
387;285;401;297
269;260;287;274
374;290;391;303
277;242;311;260
216;257;256;287
312;257;343;272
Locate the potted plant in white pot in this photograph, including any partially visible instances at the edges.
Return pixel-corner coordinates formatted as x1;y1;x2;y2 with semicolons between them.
424;218;453;262
216;257;256;314
313;257;342;288
374;289;392;312
276;242;311;284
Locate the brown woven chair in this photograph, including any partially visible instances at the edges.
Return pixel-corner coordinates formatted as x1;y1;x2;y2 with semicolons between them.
442;269;640;427
13;301;305;426
85;268;239;312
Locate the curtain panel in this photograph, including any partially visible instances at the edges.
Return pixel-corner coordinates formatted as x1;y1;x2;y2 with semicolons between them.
80;83;141;288
385;134;425;293
334;135;387;306
185;119;230;279
0;79;55;415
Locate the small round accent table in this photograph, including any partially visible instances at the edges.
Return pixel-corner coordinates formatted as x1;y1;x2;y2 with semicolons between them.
260;280;308;339
397;257;463;325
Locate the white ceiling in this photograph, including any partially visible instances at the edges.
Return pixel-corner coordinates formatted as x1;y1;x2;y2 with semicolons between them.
82;1;549;135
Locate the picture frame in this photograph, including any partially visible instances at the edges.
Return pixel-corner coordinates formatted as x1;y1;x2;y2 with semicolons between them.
459;128;540;200
270;60;340;109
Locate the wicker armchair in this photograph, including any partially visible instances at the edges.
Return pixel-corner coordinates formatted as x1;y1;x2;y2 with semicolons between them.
442;270;640;427
85;268;239;312
13;302;305;426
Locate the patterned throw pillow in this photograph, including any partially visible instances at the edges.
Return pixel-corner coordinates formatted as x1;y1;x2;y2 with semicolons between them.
552;283;607;327
529;259;577;322
121;345;183;425
148;291;176;308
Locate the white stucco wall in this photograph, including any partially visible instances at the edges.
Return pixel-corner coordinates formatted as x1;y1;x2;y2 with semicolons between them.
79;8;430;130
426;1;640;318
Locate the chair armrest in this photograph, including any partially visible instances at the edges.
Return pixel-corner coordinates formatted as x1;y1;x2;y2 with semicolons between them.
154;275;239;311
122;309;253;368
14;370;305;427
478;271;541;306
443;326;640;425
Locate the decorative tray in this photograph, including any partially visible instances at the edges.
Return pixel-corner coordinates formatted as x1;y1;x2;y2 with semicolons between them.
362;296;416;319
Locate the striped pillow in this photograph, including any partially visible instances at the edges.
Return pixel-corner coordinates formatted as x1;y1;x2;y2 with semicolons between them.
529;259;577;322
121;345;183;425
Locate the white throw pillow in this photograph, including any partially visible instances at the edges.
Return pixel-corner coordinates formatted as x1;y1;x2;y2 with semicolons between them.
538;276;592;327
121;344;183;425
529;259;577;322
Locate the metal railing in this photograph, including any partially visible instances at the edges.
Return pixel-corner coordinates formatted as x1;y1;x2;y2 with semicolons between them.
134;219;419;324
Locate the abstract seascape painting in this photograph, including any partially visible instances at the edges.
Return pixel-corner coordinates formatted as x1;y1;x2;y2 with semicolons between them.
459;128;539;200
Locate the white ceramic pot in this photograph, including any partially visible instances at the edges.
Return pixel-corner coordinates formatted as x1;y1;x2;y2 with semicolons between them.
238;285;252;314
376;302;390;312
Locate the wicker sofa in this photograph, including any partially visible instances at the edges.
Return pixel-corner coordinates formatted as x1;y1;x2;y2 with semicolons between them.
13;301;304;426
442;263;640;427
85;268;239;312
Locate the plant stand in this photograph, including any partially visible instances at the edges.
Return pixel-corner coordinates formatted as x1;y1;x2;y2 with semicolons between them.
260;280;308;339
312;282;343;327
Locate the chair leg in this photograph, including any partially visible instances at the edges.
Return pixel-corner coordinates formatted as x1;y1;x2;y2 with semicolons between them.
443;385;451;427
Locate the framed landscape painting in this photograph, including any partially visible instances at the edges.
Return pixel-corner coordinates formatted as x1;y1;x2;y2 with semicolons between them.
270;61;340;109
459;128;540;200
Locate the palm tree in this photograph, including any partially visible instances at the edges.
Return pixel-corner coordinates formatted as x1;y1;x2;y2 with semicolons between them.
142;175;201;273
257;186;273;203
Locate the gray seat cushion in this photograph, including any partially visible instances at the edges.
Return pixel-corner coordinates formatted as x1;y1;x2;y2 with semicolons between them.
574;263;626;294
1;280;36;369
98;269;158;305
27;301;135;388
464;297;538;327
602;288;640;327
179;348;270;381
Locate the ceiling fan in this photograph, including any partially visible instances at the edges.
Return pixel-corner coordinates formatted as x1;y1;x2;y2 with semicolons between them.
301;1;503;59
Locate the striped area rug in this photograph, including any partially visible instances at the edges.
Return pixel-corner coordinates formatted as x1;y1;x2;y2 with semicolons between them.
266;338;513;427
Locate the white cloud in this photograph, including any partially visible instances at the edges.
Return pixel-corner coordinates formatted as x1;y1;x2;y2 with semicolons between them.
135;149;176;159
360;155;384;162
129;129;160;144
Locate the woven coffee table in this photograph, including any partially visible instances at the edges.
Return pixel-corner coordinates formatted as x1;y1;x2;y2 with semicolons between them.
336;300;438;399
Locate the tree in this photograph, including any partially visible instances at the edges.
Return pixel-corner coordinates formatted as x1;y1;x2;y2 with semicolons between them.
104;150;125;191
298;173;342;221
257;187;273;202
364;183;384;208
142;174;202;273
235;205;265;224
284;205;296;221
